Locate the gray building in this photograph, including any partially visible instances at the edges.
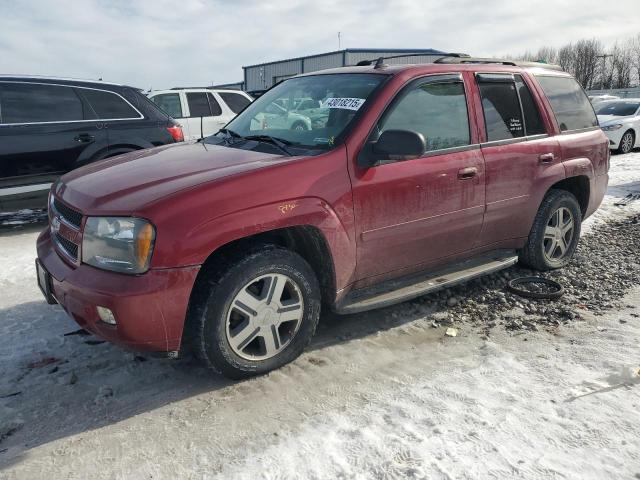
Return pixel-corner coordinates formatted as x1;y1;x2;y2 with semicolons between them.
241;48;445;93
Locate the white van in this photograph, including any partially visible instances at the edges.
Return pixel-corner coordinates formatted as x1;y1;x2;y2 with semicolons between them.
149;88;253;140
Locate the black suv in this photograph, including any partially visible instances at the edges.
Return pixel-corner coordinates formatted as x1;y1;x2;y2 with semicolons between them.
0;76;184;212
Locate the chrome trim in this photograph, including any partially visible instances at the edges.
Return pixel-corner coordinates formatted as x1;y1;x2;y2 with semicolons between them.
0;81;144;126
52;233;79;264
0;182;52;196
50;199;83;231
560;126;601;135
480;137;529;147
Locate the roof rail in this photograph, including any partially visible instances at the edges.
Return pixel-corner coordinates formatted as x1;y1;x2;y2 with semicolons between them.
355;52;470;68
434;56;563;71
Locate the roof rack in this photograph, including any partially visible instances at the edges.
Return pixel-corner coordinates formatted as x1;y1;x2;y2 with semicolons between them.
356;52;470;69
434;56;563;71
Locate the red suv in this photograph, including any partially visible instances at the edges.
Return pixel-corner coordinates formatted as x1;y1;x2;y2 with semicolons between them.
36;56;609;378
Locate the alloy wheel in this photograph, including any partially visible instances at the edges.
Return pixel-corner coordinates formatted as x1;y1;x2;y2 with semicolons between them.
225;273;304;361
543;207;575;262
621;132;634;154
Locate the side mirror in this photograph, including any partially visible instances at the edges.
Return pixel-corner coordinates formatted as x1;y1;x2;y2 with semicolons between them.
369;130;426;165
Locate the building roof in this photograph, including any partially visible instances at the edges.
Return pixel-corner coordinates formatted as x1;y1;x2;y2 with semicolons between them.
242;48;445;69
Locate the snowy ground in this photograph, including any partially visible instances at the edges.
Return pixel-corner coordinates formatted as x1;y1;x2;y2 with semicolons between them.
1;152;639;479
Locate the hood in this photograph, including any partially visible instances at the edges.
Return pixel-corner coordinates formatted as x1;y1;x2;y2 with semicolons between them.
597;114;632;126
56;142;289;212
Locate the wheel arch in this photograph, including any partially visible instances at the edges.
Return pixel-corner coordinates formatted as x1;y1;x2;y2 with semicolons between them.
180;225;338;355
548;175;590;218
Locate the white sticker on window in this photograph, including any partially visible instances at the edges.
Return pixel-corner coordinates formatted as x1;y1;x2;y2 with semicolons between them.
321;98;365;111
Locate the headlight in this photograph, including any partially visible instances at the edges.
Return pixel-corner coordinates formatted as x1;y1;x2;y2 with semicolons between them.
602;124;623;131
82;217;155;274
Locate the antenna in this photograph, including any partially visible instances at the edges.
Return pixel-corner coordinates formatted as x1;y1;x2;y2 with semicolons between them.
338;32;341;50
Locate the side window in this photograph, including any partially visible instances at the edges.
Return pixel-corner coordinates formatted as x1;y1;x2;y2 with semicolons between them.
515;75;546;136
186;92;211;117
0;82;84;124
207;93;223;116
218;92;251;114
478;78;524;141
535;75;598;132
378;78;470;153
151;93;183;118
81;89;141;119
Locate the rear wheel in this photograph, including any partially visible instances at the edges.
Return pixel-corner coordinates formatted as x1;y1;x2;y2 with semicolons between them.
617;130;635;154
192;246;321;379
291;121;308;131
519;190;582;271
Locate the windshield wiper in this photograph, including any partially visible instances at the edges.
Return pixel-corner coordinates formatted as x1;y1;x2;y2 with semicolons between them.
243;134;294;156
218;128;243;145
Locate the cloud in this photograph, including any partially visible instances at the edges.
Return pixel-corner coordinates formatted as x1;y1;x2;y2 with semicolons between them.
1;0;638;90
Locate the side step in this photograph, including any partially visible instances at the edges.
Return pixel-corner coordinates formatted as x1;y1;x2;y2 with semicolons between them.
336;250;518;314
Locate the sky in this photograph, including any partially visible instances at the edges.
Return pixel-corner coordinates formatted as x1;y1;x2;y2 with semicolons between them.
1;0;639;90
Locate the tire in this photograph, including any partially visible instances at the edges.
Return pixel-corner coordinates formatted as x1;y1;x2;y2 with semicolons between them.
617;130;635;154
291;121;308;131
192;245;321;379
519;189;582;271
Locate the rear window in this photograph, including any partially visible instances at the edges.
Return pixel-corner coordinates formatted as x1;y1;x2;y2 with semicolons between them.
219;91;251;114
478;80;524;141
0;82;85;124
152;93;183;118
535;76;597;132
81;89;141;120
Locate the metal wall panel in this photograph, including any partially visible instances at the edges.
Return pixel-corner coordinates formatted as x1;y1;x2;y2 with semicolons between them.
302;52;345;73
245;59;303;91
346;51;441;66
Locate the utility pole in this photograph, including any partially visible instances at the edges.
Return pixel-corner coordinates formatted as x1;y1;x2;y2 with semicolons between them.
596;54;613;90
338;32;341;50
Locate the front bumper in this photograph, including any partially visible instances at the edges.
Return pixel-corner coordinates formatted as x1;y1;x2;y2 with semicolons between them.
37;228;200;353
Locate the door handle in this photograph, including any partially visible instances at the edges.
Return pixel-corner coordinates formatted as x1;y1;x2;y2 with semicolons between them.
74;133;95;143
539;153;555;164
457;167;478;180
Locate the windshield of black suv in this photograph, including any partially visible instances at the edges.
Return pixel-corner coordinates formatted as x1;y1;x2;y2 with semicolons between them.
596;101;640;116
208;74;385;152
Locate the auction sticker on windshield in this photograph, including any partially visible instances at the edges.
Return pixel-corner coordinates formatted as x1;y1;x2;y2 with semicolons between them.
322;98;365;110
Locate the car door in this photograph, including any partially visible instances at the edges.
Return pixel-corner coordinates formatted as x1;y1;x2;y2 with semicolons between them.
184;91;226;140
149;91;189;134
0;81;107;205
77;86;147;158
350;73;486;281
472;73;562;246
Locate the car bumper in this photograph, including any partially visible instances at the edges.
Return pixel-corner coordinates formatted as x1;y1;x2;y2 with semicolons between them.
36;228;200;353
602;128;625;149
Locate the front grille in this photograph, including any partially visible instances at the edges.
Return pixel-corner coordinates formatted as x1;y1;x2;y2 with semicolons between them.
55;233;79;261
53;198;83;229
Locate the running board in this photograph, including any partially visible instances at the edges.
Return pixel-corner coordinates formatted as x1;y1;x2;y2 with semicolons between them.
336;250;518;314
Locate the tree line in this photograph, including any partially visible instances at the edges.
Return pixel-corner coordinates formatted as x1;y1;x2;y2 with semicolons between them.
509;33;640;90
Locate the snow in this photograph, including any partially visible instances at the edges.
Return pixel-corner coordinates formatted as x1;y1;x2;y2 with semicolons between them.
1;151;639;479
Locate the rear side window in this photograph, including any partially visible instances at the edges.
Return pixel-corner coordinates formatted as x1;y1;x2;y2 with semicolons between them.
207;93;222;116
478;79;524;141
380;78;470;152
515;75;546;136
535;75;597;132
81;89;141;119
0;82;84;124
152;93;183;118
186;92;211;117
219;92;251;114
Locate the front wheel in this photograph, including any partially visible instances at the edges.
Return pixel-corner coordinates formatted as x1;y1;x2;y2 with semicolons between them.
519;190;582;271
192;246;321;379
617;130;635;154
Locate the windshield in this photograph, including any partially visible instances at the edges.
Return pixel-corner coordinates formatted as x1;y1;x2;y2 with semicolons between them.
596;101;640;117
217;74;385;150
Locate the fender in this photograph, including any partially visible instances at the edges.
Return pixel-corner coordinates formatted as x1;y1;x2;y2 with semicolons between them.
154;196;357;293
562;157;595;179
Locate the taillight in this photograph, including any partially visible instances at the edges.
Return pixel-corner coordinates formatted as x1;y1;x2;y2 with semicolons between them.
167;125;184;142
